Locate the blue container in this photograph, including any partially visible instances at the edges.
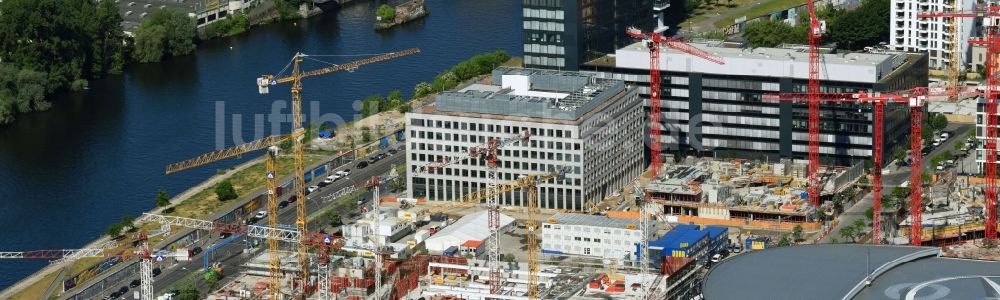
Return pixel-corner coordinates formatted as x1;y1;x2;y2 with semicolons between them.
380;137;390;149
314;165;327;177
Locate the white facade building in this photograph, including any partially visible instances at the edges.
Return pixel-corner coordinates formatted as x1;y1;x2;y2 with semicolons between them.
889;0;975;71
405;67;644;211
540;213;647;260
424;211;514;253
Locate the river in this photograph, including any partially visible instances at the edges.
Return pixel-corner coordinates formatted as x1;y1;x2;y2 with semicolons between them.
0;0;521;290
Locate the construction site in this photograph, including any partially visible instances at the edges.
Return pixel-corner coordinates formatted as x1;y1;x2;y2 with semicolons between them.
9;1;1000;300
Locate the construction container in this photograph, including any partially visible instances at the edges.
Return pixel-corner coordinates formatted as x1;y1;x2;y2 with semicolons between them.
745;236;769;251
414;229;430;244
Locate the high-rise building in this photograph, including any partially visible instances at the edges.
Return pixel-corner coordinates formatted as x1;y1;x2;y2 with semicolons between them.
522;0;658;71
405;67;644;210
889;0;975;72
584;41;929;165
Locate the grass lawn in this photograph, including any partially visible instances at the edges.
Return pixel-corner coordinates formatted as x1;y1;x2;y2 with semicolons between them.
713;0;804;28
170;156;322;220
684;0;756;28
501;56;523;68
7;270;59;300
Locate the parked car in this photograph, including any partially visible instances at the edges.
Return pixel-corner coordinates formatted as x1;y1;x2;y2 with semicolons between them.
307;185;319;193
336;169;350;177
129;279;140;288
710;254;722;263
357;161;369;169
387;149;397;156
318;179;332;187
279;200;290;208
191;246;203;256
152;267;161;277
118;286;129;294
254;210;268;219
327;174;341;181
288;195;297;203
108;292;122;299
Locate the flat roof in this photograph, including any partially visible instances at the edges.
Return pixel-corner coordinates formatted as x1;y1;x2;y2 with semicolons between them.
701;244;1000;300
433;67;629;121
547;213;639;230
606;41;916;83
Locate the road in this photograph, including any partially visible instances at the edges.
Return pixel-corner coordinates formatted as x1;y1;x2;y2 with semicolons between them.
68;149;406;299
819;123;972;244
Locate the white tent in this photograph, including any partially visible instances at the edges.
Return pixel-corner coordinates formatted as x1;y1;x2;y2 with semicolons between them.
424;211;514;253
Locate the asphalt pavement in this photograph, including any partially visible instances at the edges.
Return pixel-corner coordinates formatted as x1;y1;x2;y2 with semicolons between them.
67;149;405;299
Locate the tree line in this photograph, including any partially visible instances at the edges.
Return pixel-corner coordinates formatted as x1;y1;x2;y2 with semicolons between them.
0;0;203;125
743;0;890;50
357;50;510;118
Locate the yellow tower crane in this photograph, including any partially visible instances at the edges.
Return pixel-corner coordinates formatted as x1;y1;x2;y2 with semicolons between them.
445;168;567;299
165;133;293;299
256;47;420;294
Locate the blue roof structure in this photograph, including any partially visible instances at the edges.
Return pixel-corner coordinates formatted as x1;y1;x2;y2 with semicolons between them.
704;226;727;240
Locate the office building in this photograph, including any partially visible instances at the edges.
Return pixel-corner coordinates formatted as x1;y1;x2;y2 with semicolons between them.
540;213;647;260
405;67;644;210
584;41;929;165
522;0;658;70
889;0;974;72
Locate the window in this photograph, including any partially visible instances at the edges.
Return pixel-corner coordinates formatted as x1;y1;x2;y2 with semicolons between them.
583;248;591;255
583;238;591;242
574;237;581;241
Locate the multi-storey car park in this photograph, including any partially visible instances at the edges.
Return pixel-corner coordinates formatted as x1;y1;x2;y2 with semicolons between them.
583;41;929;166
405;67;644;211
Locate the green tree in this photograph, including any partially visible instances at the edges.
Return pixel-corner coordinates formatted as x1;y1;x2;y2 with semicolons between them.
838;224;858;243
106;223;125;237
215;180;238;201
684;0;702;12
177;287;199;300
827;0;889;50
156;188;171;207
743;19;806;48
362;128;372;143
377;4;396;22
133;9;197;63
387;89;404;109
777;234;792;247
327;211;342;226
792;224;804;242
413;82;433;99
930;114;948;131
865;207;874;222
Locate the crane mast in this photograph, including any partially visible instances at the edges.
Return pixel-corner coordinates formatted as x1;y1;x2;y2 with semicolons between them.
918;6;999;244
258;48;420;292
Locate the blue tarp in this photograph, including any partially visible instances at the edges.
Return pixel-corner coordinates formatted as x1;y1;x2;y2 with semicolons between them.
379;137;390;149
304;172;313;182
318;130;333;138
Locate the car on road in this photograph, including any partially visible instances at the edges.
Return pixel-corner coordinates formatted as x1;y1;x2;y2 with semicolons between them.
152;267;161;277
933;141;941;147
288;195;297;203
191;246;203;256
254;210;268;219
118;286;129;294
318;179;332;187
279;200;290;208
307;185;319;193
336;169;350;177
327;174;341;181
387;149;397;156
937;164;945;171
357;161;369;169
710;254;723;263
108;291;121;299
129;279;140;288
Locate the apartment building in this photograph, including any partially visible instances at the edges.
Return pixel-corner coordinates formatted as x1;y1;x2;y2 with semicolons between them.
405;67;644;210
889;0;975;72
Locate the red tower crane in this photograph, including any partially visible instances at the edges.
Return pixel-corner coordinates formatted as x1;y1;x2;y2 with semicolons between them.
919;6;1000;243
766;89;927;245
624;27;725;178
804;0;826;208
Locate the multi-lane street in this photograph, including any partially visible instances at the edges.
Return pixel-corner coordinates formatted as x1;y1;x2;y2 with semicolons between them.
65;149;405;299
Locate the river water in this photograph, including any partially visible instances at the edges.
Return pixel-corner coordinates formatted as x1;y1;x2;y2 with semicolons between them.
0;0;521;290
